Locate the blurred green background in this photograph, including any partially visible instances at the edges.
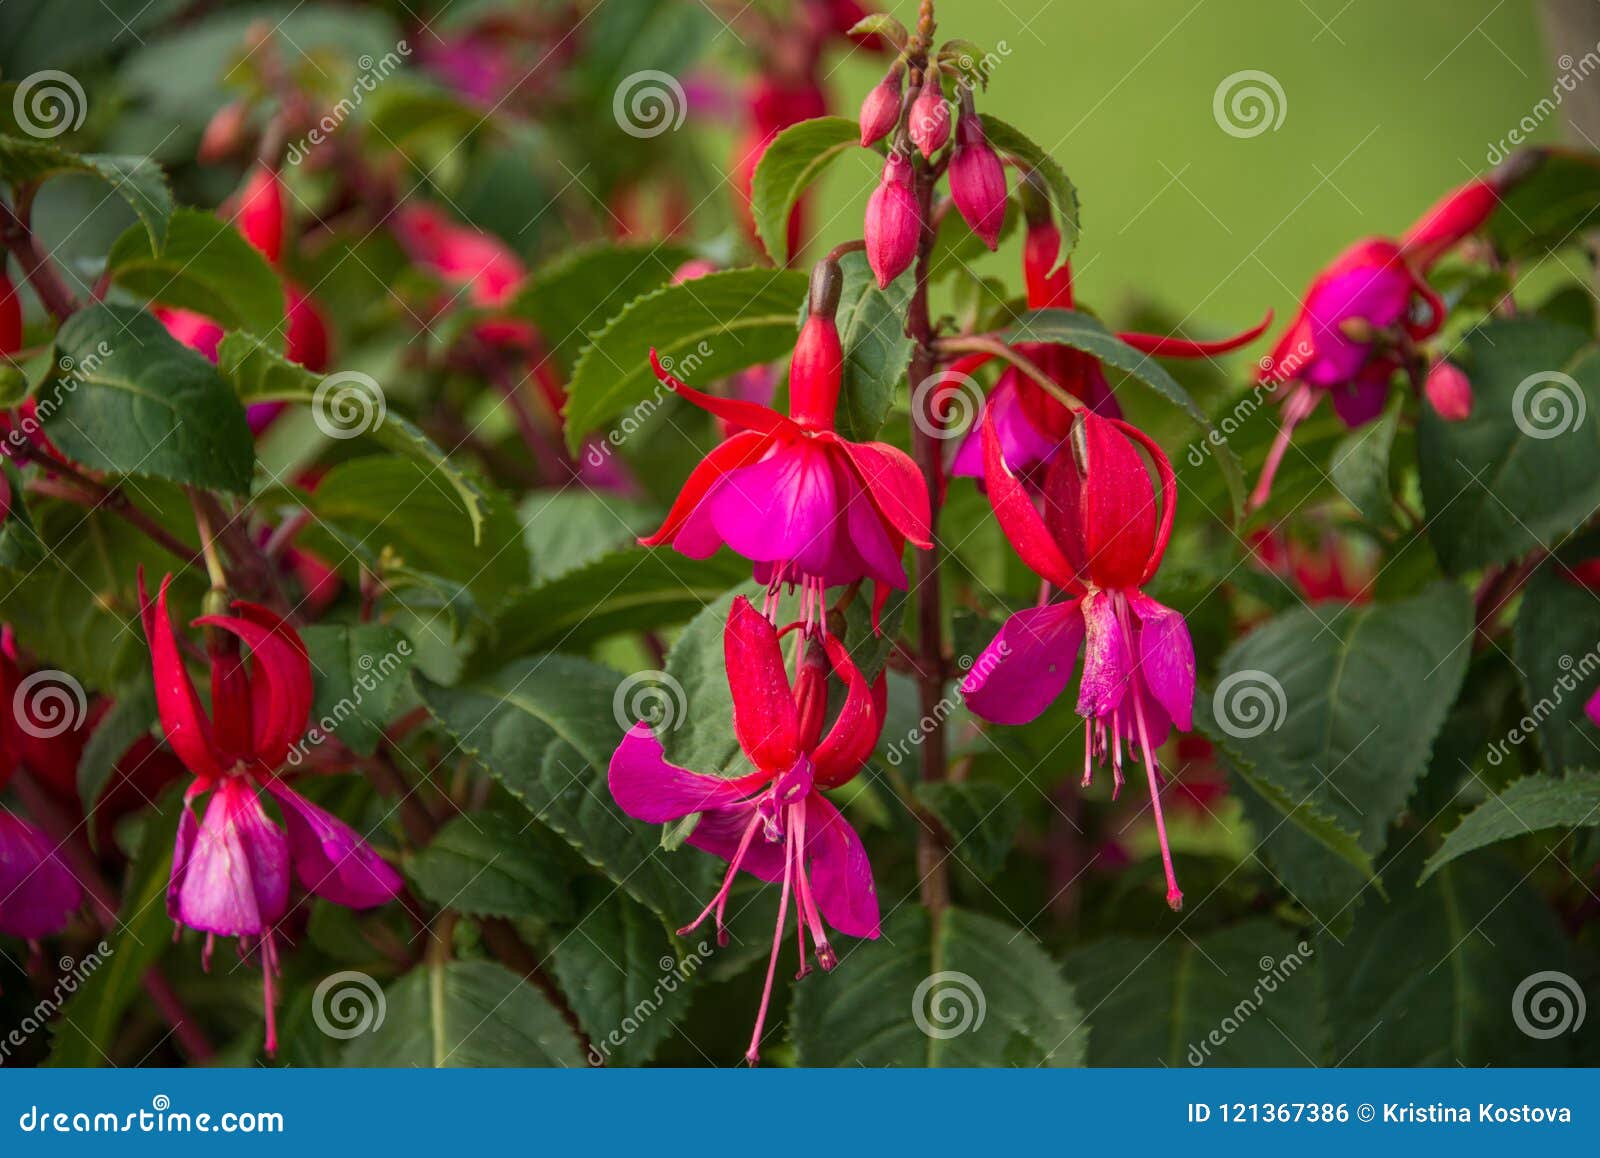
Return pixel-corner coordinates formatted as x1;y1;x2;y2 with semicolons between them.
812;0;1557;336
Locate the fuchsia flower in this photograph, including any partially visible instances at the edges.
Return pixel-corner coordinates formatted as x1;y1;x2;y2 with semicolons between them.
609;596;883;1064
953;208;1270;483
391;204;527;308
1424;359;1473;421
907;72;950;158
139;573;402;1053
865;149;921;288
0;654;81;940
640;261;930;630
948;91;1006;250
961;409;1194;911
1252;176;1501;507
858;65;904;146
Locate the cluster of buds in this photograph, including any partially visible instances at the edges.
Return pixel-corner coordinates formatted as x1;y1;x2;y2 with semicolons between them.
859;32;1008;287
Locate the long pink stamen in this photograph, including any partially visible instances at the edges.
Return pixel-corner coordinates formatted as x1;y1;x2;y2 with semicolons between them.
1115;596;1183;911
1250;383;1319;511
679;808;765;945
789;798;835;971
746;816;796;1066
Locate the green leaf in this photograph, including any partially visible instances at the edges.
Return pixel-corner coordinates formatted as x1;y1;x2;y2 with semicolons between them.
1513;560;1600;776
1418;317;1599;574
408;811;579;922
505;241;695;376
1198;583;1473;921
76;676;157;808
478;548;747;668
42;304;254;493
550;887;701;1066
520;490;661;583
750;116;861;265
219;332;491;544
416;656;717;920
978;114;1080;253
791;907;1086;1066
831;251;914;442
106;208;284;342
1488;149;1600;261
1329;398;1401;527
1064;920;1324;1066
1422;771;1600;881
0;136;172;250
563;268;810;452
45;794;179;1067
998;307;1245;512
1321;855;1584;1065
300;623;415;757
913;781;1020;880
343;960;583;1067
0;460;45;571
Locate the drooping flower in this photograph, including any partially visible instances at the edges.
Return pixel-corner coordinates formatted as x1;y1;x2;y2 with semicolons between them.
639;262;930;630
858;64;904;146
1251;175;1503;507
1423;359;1473;421
865;148;920;288
948;91;1006;249
608;596;883;1064
952;205;1269;484
961;410;1194;911
139;573;402;1053
391;203;527;308
907;70;950;158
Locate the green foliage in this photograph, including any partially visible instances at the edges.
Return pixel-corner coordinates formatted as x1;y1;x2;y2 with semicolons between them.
750;116;862;265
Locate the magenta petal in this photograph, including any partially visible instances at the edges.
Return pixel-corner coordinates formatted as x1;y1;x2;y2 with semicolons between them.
268;784;401;910
1327;363;1394;427
176;780;289;937
1076;590;1129;720
167;787;202;922
686;805;787;882
1129;592;1195;731
0;812;81;938
840;465;907;587
710;442;841;574
952;375;1059;481
804;793;879;939
960;600;1084;726
608;723;749;823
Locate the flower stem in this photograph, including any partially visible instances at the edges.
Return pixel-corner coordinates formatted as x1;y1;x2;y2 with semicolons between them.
0;192;80;321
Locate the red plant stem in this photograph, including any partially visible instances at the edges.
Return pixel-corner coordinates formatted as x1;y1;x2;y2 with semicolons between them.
24;468;203;569
11;775;214;1061
0;194;79;321
905;12;952;920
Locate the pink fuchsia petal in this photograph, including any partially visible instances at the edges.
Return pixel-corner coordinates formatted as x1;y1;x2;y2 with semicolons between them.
139;571;225;782
1128;592;1195;731
0;810;81;938
1076;590;1130;721
803;793;879;939
1327;361;1395;427
1587;684;1600;730
640;429;773;550
267;783;402;909
951;373;1060;480
176;779;289;937
961;599;1085;726
838;463;909;589
707;440;845;577
608;723;757;823
685;800;787;882
831;434;932;548
982;414;1078;590
167;784;202;922
725;596;800;771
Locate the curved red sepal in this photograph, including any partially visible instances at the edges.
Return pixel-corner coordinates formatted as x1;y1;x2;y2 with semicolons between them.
649;349;799;439
1117;309;1274;359
981;413;1078;590
139;571;225;782
194;603;312;771
812;636;883;788
724;596;800;772
639;429;772;548
830;435;932;549
1110;419;1178;584
1057;412;1158;591
1399;177;1498;269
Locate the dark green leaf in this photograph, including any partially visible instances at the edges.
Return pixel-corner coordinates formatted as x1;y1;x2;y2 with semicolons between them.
1422;771;1600;881
1487;149;1600;261
107;208;284;341
750;116;861;265
0;137;171;250
978;115;1080;253
1329;398;1400;527
914;781;1020;880
300;623;415;757
408;811;579;922
1513;560;1600;776
0;461;44;571
832;251;913;442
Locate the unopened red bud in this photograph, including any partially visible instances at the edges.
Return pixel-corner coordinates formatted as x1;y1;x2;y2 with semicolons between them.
0;275;20;357
1424;359;1473;421
236;166;286;265
908;74;950;158
865;150;920;288
859;66;904;147
198;101;251;164
789;260;845;429
950;107;1006;250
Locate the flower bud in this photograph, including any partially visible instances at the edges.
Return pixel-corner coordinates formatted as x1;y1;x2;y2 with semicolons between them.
907;72;949;158
949;98;1007;250
198;101;251;164
235;166;286;265
865;149;920;288
0;275;20;357
1424;359;1473;421
858;65;904;147
789;259;844;430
